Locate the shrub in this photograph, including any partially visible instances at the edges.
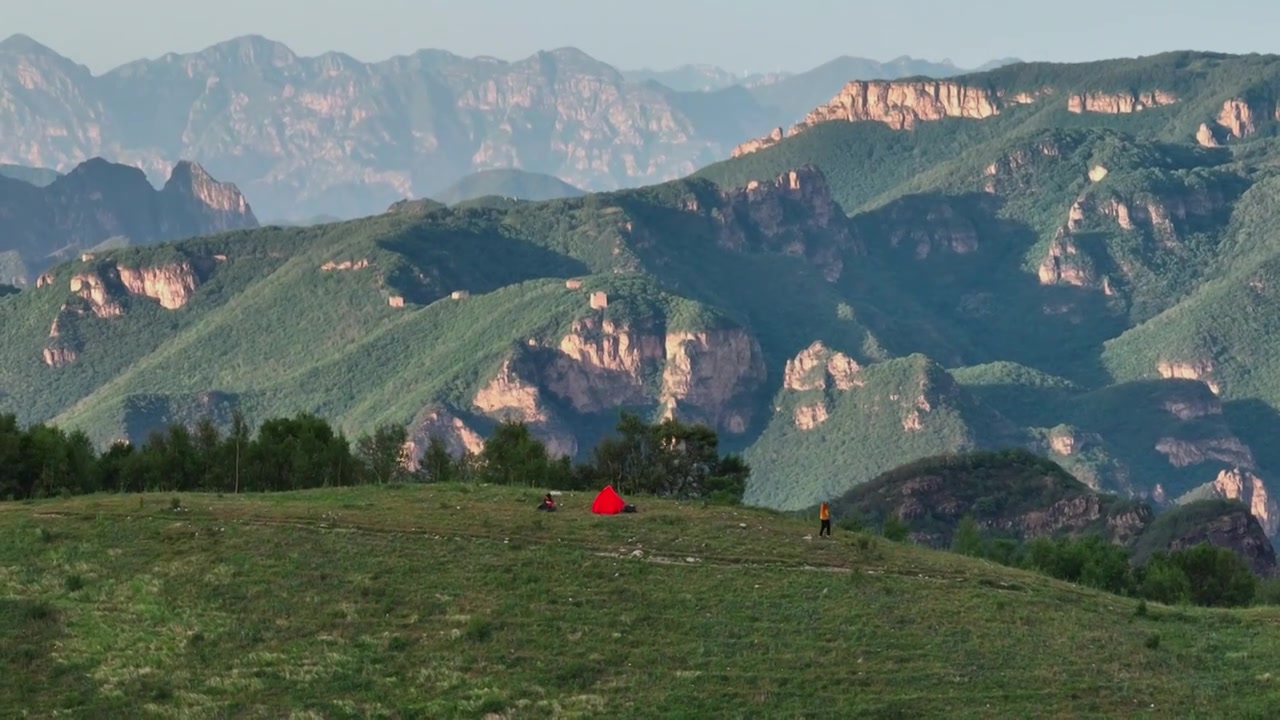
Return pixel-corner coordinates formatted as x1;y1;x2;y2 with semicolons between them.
882;516;911;542
1137;554;1191;605
170;496;182;511
64;574;85;593
1168;543;1257;608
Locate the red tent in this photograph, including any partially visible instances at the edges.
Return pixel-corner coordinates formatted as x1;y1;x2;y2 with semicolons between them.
591;485;627;515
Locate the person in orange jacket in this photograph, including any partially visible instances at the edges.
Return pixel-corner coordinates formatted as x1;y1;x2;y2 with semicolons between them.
819;501;831;537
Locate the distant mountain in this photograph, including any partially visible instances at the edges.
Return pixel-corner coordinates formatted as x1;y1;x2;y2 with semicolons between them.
623;64;750;92
0;163;61;187
433;168;585;205
0;33;1019;220
0;157;257;284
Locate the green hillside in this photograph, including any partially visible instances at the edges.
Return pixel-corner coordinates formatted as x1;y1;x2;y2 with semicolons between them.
7;51;1280;526
5;485;1280;717
432;168;586;205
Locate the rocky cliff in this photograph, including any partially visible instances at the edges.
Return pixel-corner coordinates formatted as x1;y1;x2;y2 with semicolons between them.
464;313;766;457
0;156;256;283
1134;500;1277;577
710;166;852;280
39;256;213;368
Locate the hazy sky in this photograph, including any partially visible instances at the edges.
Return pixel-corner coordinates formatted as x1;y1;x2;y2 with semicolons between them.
8;0;1280;74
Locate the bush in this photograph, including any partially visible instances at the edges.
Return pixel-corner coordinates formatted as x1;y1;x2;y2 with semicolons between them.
1137;554;1191;605
1255;578;1280;606
952;516;983;556
1168;543;1257;608
882;516;910;542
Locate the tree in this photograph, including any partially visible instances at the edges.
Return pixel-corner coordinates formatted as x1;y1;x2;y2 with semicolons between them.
952;516;983;557
419;435;456;483
480;421;554;487
1168;543;1257;608
356;423;410;484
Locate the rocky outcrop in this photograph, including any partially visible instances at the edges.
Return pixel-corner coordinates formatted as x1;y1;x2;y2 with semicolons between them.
1004;493;1152;545
404;406;485;465
67;260;205;313
839;450;1154;549
1202;469;1279;538
1157;360;1219;395
659;329;766;434
734;80;1033;156
1216;98;1260;139
117;263;202;310
541;317;665;412
782;341;863;430
731;127;784;158
69;271;123;318
1045;426;1102;457
320;259;370;271
1156;502;1277;577
710;166;852;281
1066;90;1177;114
783;341;862;392
1037;234;1097;288
1154;437;1254;469
0;156;256;281
472;359;577;458
800;80;1006;130
41;345;77;368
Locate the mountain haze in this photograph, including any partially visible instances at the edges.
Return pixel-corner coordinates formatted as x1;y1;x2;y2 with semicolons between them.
0;33;1017;221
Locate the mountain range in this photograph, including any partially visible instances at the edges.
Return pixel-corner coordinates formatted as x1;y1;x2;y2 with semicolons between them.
0;33;1017;221
4;47;1280;546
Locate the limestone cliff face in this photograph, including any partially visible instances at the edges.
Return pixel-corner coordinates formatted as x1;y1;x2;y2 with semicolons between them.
659;329;767;434
70;261;204;312
403;406;485;466
781;341;863;430
541;317;665;412
117;263;202;310
1037;233;1098;289
472;322;765;454
710;166;852;280
1157;359;1220;395
472;359;578;457
733;80;1026;156
1203;469;1280;538
40;257;210;367
1066;90;1177;114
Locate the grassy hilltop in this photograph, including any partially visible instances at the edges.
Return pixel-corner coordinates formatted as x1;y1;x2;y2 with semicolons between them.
4;485;1280;718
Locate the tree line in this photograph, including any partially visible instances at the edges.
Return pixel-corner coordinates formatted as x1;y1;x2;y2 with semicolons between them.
0;410;750;504
950;516;1263;608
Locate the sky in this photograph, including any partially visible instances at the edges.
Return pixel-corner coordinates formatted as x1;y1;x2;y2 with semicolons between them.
7;0;1280;75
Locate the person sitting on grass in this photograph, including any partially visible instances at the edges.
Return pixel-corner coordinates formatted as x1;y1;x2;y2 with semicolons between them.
537;493;557;512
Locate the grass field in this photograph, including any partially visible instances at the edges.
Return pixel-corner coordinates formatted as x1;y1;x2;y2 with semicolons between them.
3;485;1280;718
